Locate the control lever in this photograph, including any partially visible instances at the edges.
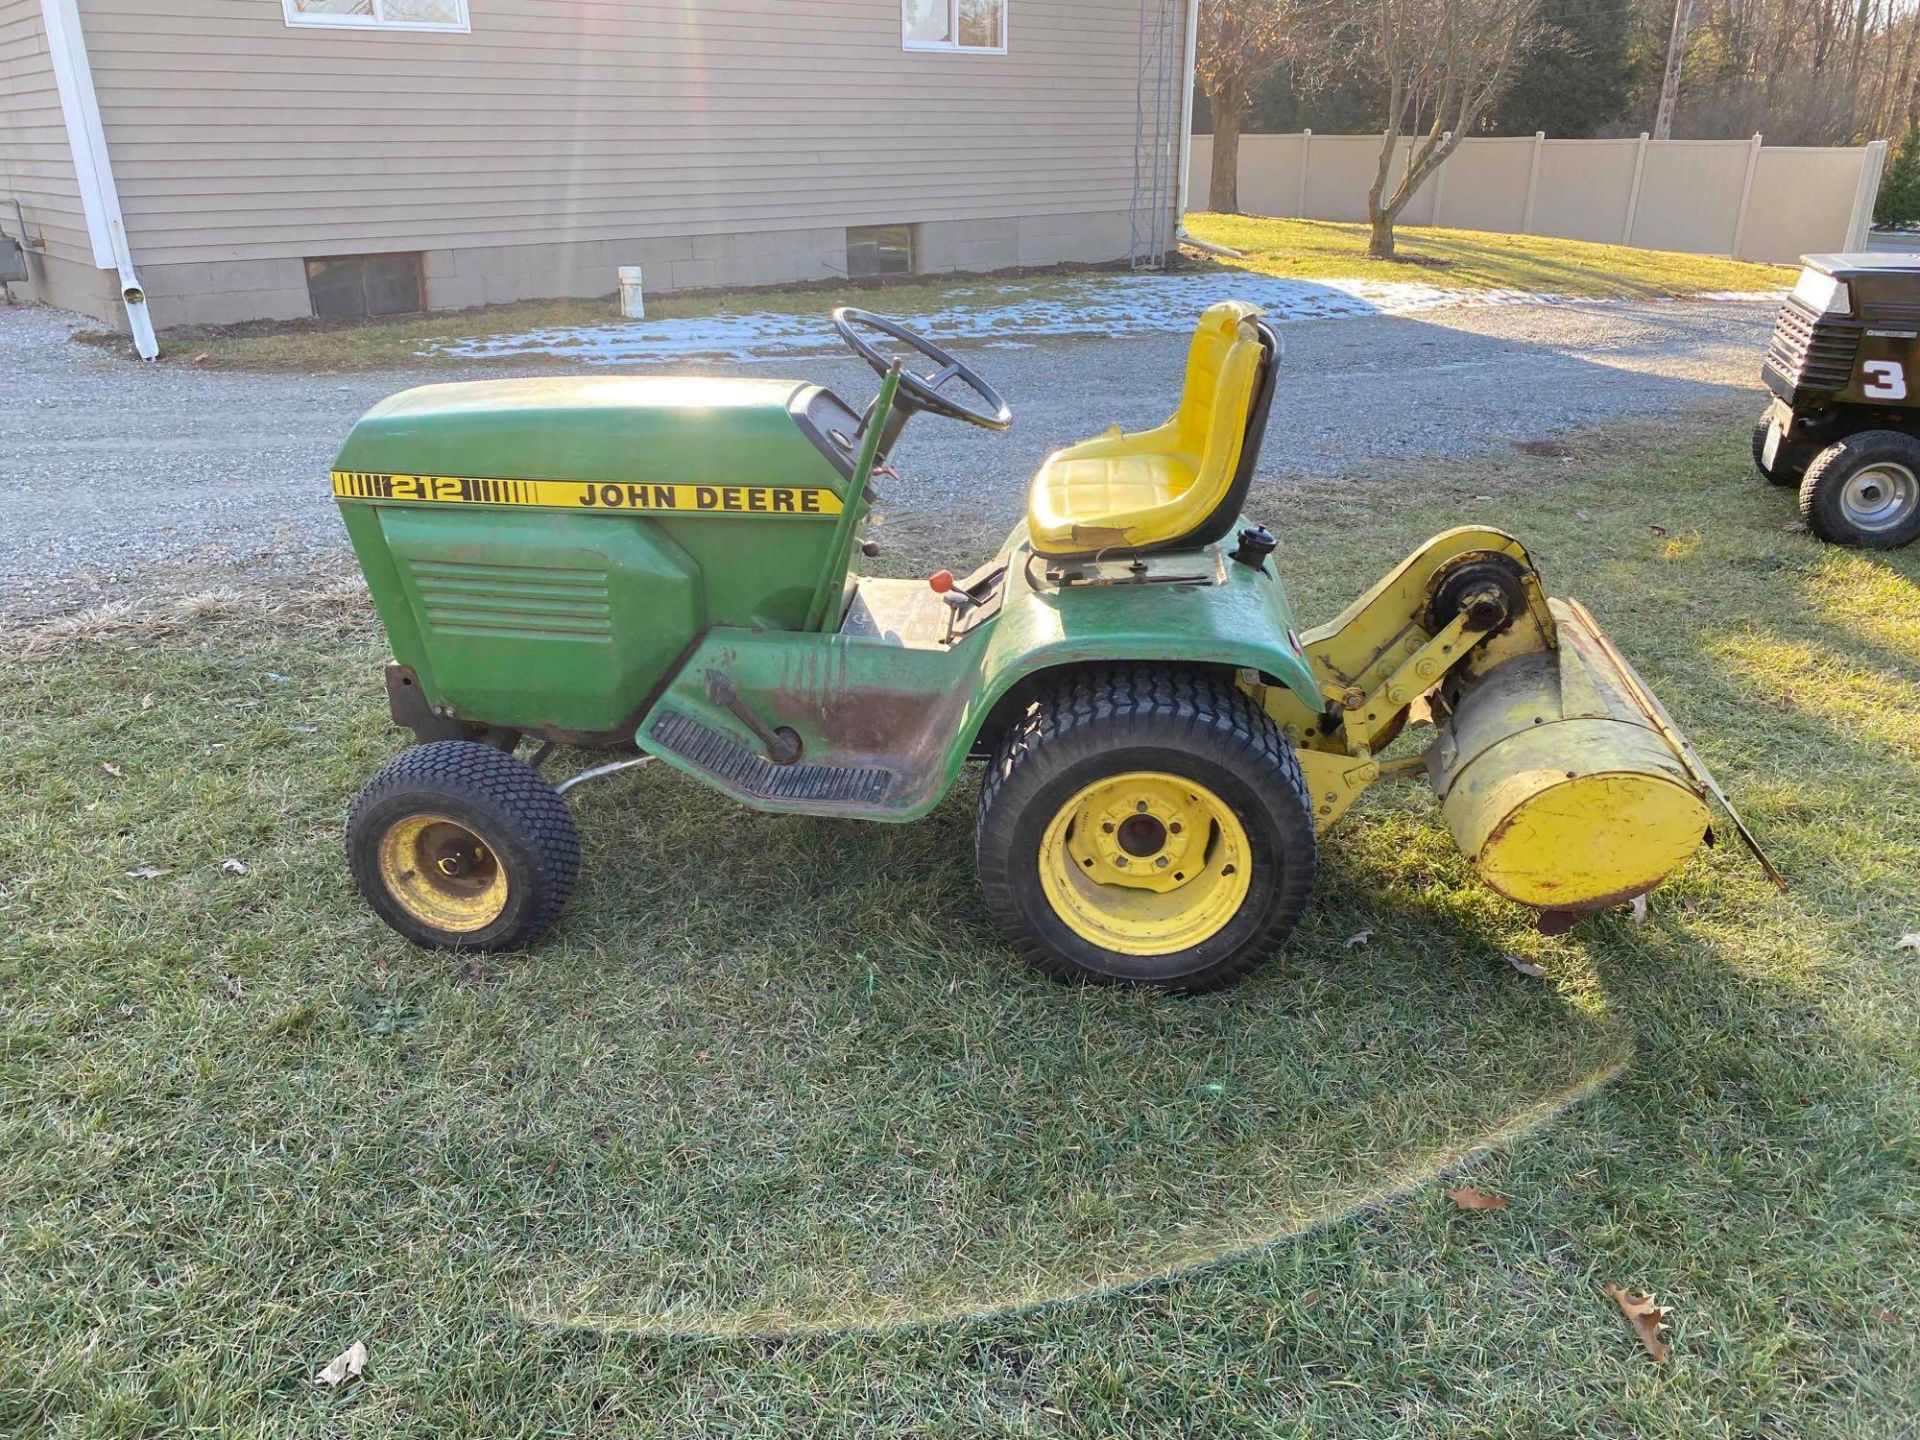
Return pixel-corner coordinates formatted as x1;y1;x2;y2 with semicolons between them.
705;671;802;765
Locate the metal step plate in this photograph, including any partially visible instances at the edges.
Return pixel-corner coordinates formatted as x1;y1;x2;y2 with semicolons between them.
649;709;896;806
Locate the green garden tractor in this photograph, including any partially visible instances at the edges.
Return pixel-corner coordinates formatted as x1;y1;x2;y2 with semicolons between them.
334;302;1775;990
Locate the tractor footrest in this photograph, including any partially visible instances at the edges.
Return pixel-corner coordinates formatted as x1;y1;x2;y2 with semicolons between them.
649;709;896;807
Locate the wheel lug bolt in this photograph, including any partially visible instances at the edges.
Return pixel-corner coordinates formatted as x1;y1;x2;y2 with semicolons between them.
1155;856;1169;868
1102;822;1114;833
1169;822;1182;834
1135;801;1149;813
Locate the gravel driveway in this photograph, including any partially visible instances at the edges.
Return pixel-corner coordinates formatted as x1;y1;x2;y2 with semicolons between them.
0;296;1772;617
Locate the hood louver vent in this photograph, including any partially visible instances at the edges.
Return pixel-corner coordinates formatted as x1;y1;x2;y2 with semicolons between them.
409;559;613;641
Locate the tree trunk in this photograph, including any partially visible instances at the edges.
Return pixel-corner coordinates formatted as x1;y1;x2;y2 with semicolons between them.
1369;210;1397;257
1367;126;1400;258
1208;82;1244;214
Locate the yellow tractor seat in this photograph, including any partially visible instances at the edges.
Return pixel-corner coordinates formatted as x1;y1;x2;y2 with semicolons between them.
1027;301;1279;558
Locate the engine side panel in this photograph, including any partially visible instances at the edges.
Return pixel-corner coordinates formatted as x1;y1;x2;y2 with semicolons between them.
342;504;703;739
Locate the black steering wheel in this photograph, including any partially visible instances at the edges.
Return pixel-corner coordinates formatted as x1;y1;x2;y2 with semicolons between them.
832;308;1013;433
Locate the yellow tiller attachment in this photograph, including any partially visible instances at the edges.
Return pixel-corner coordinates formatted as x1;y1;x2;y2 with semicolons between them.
1255;529;1782;925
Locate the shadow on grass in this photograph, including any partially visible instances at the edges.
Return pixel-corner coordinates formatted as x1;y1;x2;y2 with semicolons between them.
468;772;1624;1336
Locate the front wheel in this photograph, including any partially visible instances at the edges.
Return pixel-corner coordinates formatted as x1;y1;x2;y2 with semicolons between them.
347;741;580;951
1798;430;1920;549
975;667;1317;992
1752;405;1803;486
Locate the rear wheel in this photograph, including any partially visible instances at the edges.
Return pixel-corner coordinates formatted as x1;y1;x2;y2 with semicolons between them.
347;741;580;951
1752;406;1802;486
976;667;1316;992
1798;430;1920;549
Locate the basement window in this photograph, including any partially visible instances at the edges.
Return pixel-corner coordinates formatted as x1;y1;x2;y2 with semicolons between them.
903;0;1007;52
282;0;470;32
847;225;915;279
306;253;424;319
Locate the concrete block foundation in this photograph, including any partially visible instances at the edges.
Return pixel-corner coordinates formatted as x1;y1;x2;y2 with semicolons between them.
37;209;1142;332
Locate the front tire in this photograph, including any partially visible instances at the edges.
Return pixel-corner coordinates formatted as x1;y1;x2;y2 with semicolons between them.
1798;430;1920;549
975;667;1316;992
1752;406;1802;487
347;741;580;951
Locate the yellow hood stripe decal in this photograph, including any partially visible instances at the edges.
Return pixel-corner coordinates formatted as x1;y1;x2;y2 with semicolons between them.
332;471;843;517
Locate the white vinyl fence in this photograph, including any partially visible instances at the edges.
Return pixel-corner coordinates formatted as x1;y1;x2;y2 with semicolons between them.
1188;132;1887;265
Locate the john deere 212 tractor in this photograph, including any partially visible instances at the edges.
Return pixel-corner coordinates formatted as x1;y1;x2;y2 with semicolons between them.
333;303;1773;990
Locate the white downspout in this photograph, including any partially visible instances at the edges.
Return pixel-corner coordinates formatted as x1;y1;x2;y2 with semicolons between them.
1173;0;1244;259
40;0;157;358
1175;0;1201;224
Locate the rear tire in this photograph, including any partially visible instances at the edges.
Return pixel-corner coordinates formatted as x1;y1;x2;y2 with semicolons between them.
975;667;1316;992
1752;406;1801;487
347;740;580;952
1798;430;1920;549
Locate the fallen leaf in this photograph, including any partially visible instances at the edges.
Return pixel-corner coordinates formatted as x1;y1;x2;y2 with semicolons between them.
123;866;171;880
314;1340;366;1387
140;693;155;711
1507;955;1549;978
1346;929;1374;949
1629;895;1648;924
101;762;123;778
1681;896;1701;915
288;725;318;735
1648;524;1669;536
1603;1283;1673;1362
1444;1186;1510;1211
220;858;248;875
191;351;210;365
1782;518;1808;532
1897;934;1920;952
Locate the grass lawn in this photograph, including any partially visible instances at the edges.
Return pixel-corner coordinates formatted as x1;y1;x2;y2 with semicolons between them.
138;219;1792;374
1185;213;1796;299
3;411;1917;1436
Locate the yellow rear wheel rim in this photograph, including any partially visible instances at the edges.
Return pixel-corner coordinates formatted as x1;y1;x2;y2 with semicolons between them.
1037;771;1252;956
376;813;509;934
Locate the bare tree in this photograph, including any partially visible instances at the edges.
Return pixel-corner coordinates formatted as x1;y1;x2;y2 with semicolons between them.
1362;0;1539;256
1197;0;1291;213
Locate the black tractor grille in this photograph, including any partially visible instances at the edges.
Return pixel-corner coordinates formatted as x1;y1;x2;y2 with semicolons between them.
1763;301;1859;398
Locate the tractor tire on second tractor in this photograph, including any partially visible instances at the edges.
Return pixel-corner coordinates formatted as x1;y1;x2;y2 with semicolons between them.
1752;406;1804;487
1798;429;1920;549
975;666;1317;992
346;740;581;952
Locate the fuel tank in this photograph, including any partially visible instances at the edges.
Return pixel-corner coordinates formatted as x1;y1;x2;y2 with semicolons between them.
1428;599;1712;912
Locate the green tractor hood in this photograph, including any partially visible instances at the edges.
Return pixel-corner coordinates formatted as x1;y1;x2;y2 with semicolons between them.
332;376;849;492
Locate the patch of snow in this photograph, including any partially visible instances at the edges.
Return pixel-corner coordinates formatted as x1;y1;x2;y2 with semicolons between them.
423;271;1570;366
1693;290;1789;302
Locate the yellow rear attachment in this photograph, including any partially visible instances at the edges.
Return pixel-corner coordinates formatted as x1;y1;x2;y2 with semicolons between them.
1253;529;1781;925
1428;605;1713;912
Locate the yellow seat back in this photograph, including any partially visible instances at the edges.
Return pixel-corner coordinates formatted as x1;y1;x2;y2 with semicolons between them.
1171;302;1265;507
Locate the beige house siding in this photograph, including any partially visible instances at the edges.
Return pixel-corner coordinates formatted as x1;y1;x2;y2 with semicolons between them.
0;0;116;314
54;0;1177;328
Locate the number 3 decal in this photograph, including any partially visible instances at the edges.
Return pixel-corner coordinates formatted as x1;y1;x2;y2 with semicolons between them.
1864;359;1908;400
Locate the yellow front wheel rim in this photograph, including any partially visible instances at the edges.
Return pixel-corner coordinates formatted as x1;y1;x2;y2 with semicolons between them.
376;813;509;934
1038;771;1252;956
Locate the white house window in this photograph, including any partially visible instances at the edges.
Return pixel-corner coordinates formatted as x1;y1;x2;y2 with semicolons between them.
282;0;470;32
903;0;1006;52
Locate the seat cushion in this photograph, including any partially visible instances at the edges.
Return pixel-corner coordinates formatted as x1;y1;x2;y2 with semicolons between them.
1028;449;1198;554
